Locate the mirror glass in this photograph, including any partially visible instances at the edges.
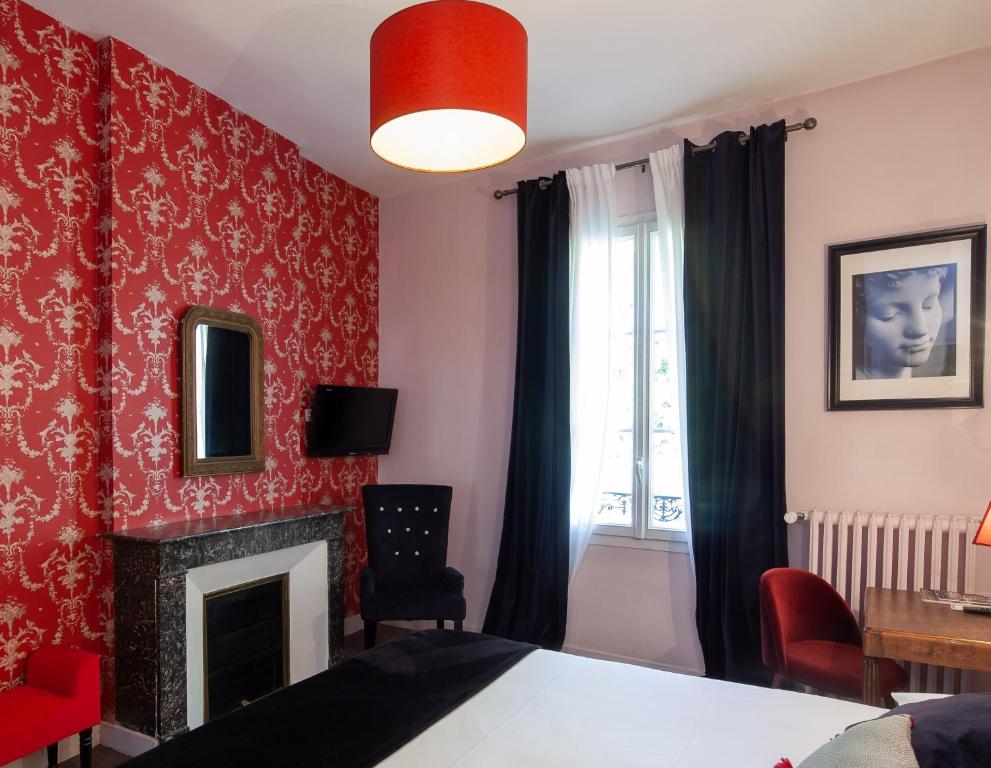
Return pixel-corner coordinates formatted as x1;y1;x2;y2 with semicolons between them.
194;324;252;459
182;306;264;477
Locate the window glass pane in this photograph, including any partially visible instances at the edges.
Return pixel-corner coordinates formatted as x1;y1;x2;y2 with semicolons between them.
596;232;636;528
648;229;686;531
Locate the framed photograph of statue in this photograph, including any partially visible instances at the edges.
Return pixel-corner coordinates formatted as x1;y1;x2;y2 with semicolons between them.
827;224;986;410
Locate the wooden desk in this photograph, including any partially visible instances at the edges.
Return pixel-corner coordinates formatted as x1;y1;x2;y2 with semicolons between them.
862;587;991;706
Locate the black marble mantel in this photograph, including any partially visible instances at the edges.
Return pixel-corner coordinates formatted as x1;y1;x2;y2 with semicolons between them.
106;504;348;741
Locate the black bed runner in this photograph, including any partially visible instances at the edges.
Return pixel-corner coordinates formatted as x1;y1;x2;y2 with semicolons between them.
124;630;536;768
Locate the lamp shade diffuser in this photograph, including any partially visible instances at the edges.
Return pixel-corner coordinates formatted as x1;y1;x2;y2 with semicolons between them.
975;501;991;547
370;0;527;172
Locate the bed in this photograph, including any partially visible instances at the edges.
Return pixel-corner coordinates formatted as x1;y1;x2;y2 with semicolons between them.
379;647;883;767
124;630;884;768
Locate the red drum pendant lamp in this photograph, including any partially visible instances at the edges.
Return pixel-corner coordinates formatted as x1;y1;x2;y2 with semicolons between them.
370;0;527;173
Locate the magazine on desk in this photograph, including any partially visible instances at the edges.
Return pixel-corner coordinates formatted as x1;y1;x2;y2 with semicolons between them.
920;589;991;610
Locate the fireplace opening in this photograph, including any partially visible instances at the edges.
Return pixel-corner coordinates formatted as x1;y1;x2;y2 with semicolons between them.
204;574;289;721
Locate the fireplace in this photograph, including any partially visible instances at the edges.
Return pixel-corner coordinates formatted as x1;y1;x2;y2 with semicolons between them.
107;504;347;741
203;574;288;720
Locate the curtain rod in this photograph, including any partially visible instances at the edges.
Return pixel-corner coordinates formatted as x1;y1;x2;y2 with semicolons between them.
492;117;817;200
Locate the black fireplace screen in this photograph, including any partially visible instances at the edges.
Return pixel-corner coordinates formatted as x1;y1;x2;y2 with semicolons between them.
204;574;289;721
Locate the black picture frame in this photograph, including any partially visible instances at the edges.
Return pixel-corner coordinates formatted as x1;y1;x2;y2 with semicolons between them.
827;224;986;411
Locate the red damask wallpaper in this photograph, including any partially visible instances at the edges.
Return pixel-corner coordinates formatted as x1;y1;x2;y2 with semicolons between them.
0;0;104;694
1;0;378;706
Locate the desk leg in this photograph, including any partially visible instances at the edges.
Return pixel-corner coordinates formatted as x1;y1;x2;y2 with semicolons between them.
863;656;881;707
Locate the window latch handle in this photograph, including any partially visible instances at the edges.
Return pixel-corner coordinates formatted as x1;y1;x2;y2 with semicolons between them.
635;456;644;487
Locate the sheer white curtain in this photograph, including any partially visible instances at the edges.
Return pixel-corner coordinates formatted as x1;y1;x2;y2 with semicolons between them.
566;163;618;585
648;144;692;563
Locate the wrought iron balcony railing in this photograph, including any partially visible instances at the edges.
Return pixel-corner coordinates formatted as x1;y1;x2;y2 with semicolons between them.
597;491;683;525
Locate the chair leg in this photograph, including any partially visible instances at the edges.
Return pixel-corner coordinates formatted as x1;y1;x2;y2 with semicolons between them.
364;620;377;650
454;620;463;631
80;728;93;768
47;743;58;768
436;620;444;629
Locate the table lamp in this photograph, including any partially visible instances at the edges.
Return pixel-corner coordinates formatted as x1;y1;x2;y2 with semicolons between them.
975;501;991;547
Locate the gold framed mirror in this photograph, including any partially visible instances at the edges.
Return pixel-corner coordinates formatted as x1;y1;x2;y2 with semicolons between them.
181;306;265;476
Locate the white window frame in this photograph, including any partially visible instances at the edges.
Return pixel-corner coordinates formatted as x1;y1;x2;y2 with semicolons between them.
592;214;688;553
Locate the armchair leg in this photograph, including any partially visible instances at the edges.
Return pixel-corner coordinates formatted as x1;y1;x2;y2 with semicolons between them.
436;620;444;629
454;620;463;631
364;620;377;650
47;743;58;768
80;727;93;768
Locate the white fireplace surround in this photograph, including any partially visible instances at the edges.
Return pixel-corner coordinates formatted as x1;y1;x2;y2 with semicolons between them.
185;541;329;730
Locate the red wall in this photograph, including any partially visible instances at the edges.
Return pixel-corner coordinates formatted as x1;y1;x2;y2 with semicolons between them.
0;0;104;694
1;0;378;703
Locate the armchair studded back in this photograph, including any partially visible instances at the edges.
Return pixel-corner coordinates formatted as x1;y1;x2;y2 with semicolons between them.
362;485;453;584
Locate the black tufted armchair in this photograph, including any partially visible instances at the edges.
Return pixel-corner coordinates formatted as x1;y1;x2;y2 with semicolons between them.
360;484;466;649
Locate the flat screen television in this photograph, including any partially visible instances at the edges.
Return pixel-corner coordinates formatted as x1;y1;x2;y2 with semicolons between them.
307;385;398;457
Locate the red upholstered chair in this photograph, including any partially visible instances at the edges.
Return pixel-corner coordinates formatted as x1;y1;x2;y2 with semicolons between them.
760;567;908;702
0;647;100;768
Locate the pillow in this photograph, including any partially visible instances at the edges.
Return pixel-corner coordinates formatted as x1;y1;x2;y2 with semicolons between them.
882;692;991;768
890;692;951;706
773;714;918;768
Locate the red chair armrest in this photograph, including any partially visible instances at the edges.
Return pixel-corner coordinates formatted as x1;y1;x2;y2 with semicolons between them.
26;647;100;707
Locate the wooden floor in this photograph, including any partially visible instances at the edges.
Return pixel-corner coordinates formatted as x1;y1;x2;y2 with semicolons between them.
344;622;410;658
69;625;411;766
59;746;130;768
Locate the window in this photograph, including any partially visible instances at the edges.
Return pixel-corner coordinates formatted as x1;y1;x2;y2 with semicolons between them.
596;217;686;542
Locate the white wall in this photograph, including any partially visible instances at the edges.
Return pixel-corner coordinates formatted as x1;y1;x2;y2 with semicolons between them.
379;46;991;673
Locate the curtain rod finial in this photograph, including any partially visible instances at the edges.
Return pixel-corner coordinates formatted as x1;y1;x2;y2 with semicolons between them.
802;117;817;131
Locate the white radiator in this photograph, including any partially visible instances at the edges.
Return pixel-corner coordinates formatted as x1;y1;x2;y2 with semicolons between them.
788;508;981;693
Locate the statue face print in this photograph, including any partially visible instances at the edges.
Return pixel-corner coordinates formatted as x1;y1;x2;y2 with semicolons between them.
860;268;945;379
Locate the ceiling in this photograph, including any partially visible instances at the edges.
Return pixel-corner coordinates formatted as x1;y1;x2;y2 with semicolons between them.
30;0;991;198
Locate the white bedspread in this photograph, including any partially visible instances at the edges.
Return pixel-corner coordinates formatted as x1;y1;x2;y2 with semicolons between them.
379;650;884;767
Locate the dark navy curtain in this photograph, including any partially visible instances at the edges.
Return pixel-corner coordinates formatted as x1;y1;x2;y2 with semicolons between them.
683;122;789;684
483;173;571;650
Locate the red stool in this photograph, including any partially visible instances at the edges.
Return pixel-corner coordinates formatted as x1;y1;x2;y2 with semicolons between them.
0;647;100;768
760;567;908;703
